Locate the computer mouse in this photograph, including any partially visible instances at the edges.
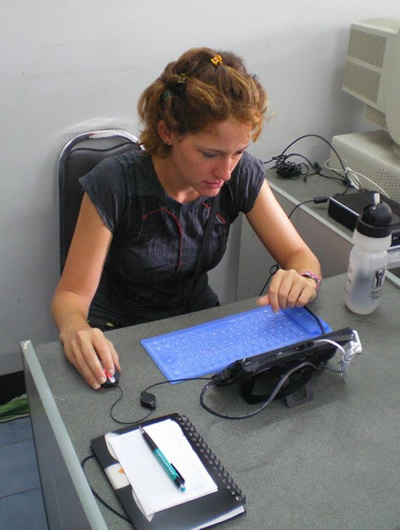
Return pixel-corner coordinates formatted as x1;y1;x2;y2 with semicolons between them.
101;369;121;388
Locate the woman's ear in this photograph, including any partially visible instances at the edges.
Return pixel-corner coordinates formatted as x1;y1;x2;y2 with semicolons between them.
157;120;174;146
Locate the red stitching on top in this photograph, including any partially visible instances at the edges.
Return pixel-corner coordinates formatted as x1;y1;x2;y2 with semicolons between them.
201;201;226;224
142;208;183;275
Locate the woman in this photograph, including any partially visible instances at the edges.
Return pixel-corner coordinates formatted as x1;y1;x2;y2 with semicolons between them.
51;47;321;389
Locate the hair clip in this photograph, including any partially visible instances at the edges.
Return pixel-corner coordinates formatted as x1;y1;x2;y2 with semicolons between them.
160;90;172;102
176;73;189;84
211;54;223;67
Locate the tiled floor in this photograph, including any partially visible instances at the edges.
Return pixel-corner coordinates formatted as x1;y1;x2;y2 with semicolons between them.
0;416;48;529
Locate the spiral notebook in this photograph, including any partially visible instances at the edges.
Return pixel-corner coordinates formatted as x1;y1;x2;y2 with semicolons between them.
90;413;246;529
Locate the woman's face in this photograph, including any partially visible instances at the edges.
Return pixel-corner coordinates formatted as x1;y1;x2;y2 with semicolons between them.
165;118;252;197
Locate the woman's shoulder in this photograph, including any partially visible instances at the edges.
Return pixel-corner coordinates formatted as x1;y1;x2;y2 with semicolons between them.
220;150;265;216
238;150;264;173
80;150;155;192
97;149;151;177
230;150;265;189
114;150;157;186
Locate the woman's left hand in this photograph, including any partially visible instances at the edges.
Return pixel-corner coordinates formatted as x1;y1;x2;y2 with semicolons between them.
257;269;318;312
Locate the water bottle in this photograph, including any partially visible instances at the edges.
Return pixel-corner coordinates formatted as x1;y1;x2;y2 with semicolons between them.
345;193;392;314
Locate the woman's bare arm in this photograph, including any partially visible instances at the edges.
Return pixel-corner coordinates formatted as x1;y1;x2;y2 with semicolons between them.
245;181;321;311
51;193;120;389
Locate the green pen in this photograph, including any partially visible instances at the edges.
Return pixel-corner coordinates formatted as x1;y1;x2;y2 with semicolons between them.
139;425;186;492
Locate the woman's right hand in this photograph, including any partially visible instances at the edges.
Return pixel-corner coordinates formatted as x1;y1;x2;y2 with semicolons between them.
61;324;121;390
51;193;120;389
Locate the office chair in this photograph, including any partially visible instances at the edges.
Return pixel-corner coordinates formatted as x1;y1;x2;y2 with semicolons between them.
58;129;141;273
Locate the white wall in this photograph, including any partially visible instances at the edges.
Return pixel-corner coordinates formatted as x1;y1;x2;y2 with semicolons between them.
1;0;400;374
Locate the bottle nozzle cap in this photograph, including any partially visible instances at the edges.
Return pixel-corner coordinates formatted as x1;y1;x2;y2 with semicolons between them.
356;193;392;238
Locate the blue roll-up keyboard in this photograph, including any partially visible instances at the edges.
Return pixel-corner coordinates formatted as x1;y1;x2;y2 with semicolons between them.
141;306;331;382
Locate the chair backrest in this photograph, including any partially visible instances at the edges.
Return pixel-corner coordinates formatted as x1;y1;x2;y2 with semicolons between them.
58;129;141;273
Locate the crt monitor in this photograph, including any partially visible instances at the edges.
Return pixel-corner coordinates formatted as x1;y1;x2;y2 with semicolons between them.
342;17;400;151
329;18;400;203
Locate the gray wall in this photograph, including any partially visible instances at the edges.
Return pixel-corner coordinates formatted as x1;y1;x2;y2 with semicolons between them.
1;1;400;374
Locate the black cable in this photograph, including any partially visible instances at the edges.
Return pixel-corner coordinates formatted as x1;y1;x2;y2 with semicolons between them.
144;376;212;391
140;376;213;411
147;376;213;388
271;155;305;178
324;160;354;193
81;379;211;523
258;192;328;336
302;305;326;335
199;328;352;420
81;454;131;524
264;133;351;190
305;171;348;186
287;199;316;220
258;267;326;335
259;263;280;296
284;152;316;170
199;361;320;420
303;161;348;186
258;196;329;296
108;384;153;425
279;133;348;176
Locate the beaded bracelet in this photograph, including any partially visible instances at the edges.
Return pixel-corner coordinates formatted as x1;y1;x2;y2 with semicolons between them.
301;271;321;292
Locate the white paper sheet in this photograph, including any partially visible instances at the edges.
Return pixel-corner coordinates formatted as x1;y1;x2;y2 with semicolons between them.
109;419;217;517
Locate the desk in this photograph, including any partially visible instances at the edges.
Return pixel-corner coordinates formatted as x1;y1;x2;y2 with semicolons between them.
22;274;399;529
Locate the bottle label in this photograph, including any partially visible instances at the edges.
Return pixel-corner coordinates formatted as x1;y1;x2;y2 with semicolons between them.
372;267;386;290
346;264;387;312
370;266;386;301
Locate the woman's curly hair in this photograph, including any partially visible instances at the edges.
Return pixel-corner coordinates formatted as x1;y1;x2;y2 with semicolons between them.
138;47;268;157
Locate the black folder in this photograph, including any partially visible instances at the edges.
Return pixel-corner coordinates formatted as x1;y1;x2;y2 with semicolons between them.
90;413;246;529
